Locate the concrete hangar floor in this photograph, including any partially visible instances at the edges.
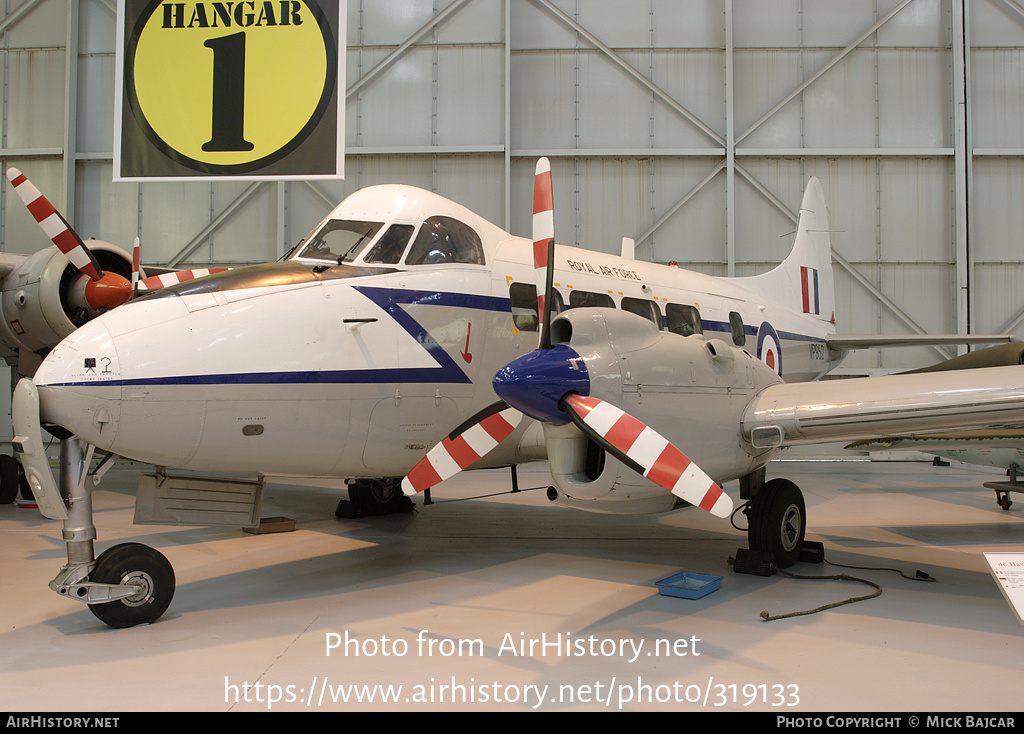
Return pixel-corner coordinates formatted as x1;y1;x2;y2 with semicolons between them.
1;456;1023;712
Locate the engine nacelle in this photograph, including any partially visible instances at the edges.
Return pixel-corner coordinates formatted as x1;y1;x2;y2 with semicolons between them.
0;241;138;355
543;308;782;514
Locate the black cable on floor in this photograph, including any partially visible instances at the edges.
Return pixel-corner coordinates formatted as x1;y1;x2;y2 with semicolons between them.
758;569;882;622
745;547;936;621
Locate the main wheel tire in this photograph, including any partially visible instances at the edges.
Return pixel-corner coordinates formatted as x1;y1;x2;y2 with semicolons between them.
0;454;19;504
346;478;414;516
748;478;806;569
88;543;175;629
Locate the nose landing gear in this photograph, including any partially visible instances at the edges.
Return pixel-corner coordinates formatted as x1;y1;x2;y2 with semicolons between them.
38;435;176;629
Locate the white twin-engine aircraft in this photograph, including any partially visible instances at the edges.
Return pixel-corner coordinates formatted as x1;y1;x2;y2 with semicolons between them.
11;160;1024;628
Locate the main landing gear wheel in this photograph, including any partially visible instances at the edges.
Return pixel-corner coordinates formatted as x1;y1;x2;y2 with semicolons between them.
88;543;175;629
338;478;414;518
747;478;806;568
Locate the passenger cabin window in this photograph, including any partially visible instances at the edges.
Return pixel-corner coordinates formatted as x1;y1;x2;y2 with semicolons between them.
405;216;485;266
568;290;614;309
620;297;661;329
297;219;384;263
509;282;563;331
729;311;746;346
362;224;415;264
666;303;703;336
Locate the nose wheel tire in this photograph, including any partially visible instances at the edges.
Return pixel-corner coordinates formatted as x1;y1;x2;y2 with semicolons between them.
747;478;806;569
88;543;175;628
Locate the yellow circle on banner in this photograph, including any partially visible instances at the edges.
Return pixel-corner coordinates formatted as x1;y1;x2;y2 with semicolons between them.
129;1;332;170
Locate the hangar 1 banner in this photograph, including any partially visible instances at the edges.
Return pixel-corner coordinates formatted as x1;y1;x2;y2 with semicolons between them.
114;0;344;181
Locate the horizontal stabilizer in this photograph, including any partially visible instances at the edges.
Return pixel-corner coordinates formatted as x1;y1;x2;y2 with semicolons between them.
826;334;1016;351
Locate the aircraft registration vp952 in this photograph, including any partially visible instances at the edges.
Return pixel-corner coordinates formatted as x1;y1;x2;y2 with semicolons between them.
11;159;1024;628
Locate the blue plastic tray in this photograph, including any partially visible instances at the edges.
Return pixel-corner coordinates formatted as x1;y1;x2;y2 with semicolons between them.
655;572;722;599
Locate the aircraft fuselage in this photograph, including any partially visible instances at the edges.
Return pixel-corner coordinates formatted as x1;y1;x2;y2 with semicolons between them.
31;184;840;482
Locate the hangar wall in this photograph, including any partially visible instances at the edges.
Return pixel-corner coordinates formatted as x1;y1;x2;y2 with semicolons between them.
0;0;1022;372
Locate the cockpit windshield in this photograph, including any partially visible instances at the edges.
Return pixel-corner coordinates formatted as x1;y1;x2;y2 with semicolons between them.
405;216;485;266
295;219;384;263
293;215;485;267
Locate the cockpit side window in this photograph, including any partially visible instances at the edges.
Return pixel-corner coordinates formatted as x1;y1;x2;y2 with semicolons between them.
362;224;415;264
297;219;384;263
404;216;485;266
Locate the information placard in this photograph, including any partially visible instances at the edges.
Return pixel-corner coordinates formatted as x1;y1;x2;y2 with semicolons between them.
983;552;1024;624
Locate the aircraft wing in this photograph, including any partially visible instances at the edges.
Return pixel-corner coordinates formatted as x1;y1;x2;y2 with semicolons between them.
845;430;1024;453
825;334;1016;351
742;365;1024;449
896;342;1024;373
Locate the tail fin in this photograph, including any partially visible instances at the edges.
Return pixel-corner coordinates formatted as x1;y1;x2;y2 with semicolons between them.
730;176;836;330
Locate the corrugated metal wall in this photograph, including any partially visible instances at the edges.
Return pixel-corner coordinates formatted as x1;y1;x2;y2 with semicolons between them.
1;0;1022;372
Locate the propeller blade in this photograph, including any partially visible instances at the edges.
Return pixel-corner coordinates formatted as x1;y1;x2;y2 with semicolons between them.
135;267;231;292
131;237;141;295
560;394;733;518
401;401;522;495
532;157;555;350
7;167;105;282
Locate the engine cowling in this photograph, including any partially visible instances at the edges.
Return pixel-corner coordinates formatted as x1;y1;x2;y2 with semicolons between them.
0;241;139;355
539;308;782;514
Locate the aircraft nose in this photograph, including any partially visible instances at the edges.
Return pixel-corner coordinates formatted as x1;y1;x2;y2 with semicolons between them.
34;317;122;448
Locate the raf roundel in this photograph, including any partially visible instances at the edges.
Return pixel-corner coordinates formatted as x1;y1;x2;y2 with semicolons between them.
757;321;783;377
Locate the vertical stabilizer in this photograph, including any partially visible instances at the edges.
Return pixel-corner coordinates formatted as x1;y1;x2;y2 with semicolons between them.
730;177;836;330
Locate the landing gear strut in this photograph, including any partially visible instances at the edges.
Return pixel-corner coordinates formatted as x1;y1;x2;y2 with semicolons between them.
48;437;175;628
746;477;806;568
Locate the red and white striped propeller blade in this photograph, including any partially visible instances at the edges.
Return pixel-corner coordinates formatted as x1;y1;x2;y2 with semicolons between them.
135;268;231;292
7;167;104;282
401;402;522;495
532;157;555;350
561;394;732;517
131;237;141;294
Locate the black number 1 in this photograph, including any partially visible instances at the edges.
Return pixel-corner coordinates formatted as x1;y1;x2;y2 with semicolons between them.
202;32;254;152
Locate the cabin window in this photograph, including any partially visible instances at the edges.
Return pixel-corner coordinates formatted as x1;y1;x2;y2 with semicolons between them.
666;303;703;336
509;282;563;331
568;290;614;309
362;224;415;264
620;297;661;329
297;220;384;263
405;216;485;266
729;311;746;346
